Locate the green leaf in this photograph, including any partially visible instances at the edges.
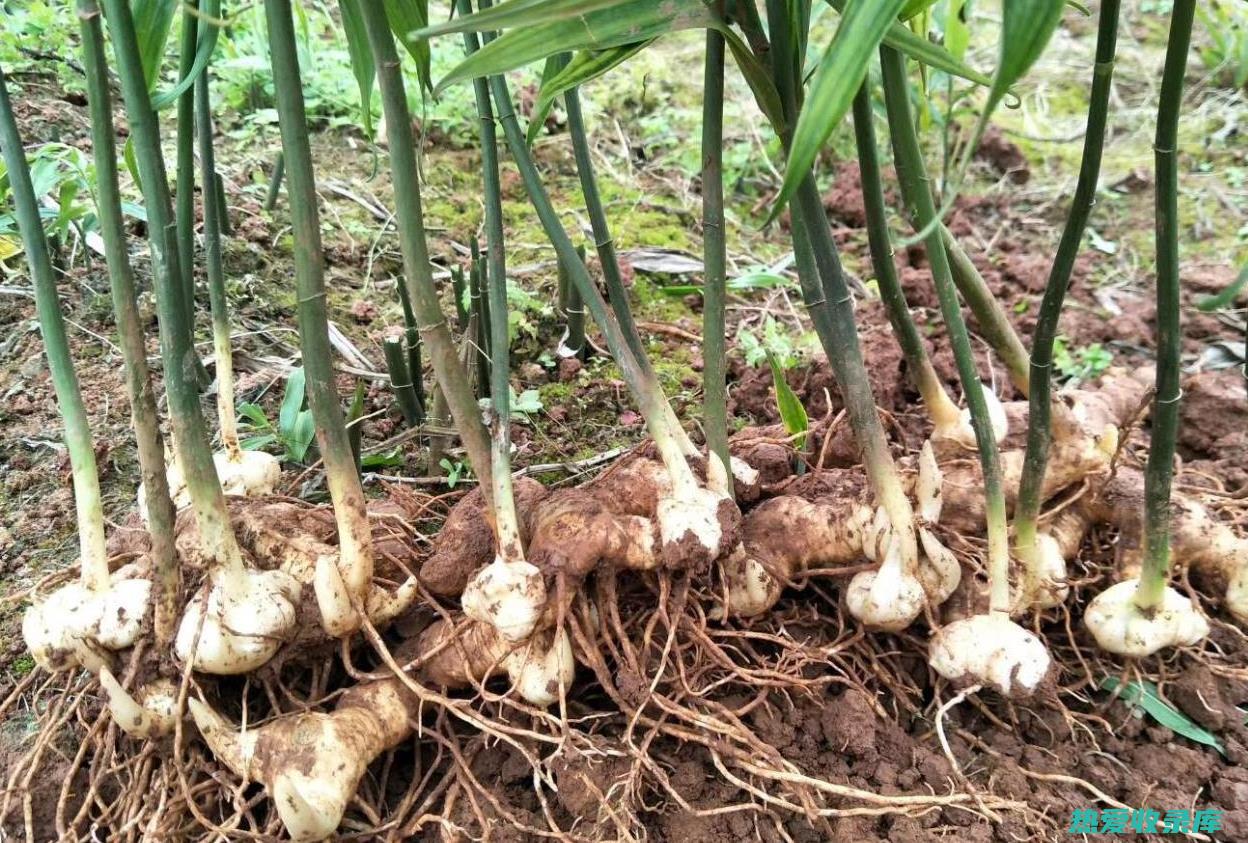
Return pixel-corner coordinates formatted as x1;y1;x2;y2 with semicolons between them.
773;0;909;218
339;0;376;136
660;271;792;298
988;0;1065;114
288;410;316;462
385;0;433;95
123;137;143;194
411;0;622;39
1101;677;1225;755
900;0;937;20
526;52;570;146
362;449;405;469
132;0;179;91
279;367;307;438
241;433;278;451
237;402;272;429
767;350;808;449
428;1;719;93
828;1;992;88
151;0;224;109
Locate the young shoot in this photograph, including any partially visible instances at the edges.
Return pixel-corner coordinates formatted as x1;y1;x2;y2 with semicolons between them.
1085;0;1208;657
196;66;281;500
2;68;153;676
879;46;1049;693
101;0;299;673
1014;0;1121;612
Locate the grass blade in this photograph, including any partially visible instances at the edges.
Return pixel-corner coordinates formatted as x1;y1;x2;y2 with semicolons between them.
385;0;433;95
412;0;620;39
527;43;652;145
132;0;179;90
340;0;376;136
773;0;908;218
1101;677;1225;755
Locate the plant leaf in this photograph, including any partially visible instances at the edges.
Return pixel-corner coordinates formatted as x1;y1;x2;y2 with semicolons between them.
526;45;656;145
131;0;179;91
1101;677;1225;756
362;449;405;469
427;1;718;93
236;402;271;429
411;0;621;39
289;410;317;462
339;0;376;136
151;0;224;109
279;367;307;437
241;433;278;451
1197;263;1248;312
774;0;909;217
767;351;808;449
385;0;433;95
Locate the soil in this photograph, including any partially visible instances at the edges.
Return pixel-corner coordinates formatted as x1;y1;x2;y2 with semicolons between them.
3;14;1248;843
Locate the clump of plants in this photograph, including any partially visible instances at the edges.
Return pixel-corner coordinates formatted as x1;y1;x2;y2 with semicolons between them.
2;0;1244;840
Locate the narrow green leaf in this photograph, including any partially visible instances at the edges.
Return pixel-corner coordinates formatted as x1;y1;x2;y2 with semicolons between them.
289;410;316;462
241;433;278;451
132;0;179;91
362;449;405;469
279;366;307;436
122;137;143;194
339;0;376;136
989;0;1065;113
767;351;808;449
774;0;909;217
237;402;271;428
1101;677;1225;755
429;1;718;93
900;0;936;20
723;28;785;133
526;53;569;146
151;0;224;109
411;0;620;39
385;0;433;95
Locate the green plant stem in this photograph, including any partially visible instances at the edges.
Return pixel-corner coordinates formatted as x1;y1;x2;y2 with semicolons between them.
563;83;645;369
394;272;426;416
196;67;242;459
881;45;1009;613
702;24;731;487
1015;0;1120;579
264;0;374;603
459;0;525;563
76;0;179;644
557;249;586;359
487;73;698;496
383;337;422;427
175;0;199;329
356;0;494;500
851;81;960;429
1136;0;1196;612
0;70;110;593
101;0;246;573
941;228;1030;396
470;244;491;397
766;0;917;566
264;150;284;211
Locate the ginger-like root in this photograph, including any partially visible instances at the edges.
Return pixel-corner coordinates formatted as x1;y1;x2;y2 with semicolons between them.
190;678;417;842
461;557;547;644
174;568;300;674
1083;580;1209;657
931;382;1009;452
416;617;575;707
99;667;177;739
929;613;1051;695
22;572;151;673
418;478;549;597
141;449;280;522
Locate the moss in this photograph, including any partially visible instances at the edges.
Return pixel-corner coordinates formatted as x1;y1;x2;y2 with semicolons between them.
9;654;34;677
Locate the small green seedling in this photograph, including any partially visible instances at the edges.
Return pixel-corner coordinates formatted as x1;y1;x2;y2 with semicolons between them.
1101;676;1225;755
238;366;317;463
439;458;466;488
1052;336;1113;385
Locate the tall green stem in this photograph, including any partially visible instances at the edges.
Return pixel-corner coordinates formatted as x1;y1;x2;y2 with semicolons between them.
0;70;109;593
457;0;524;562
76;0;179;644
1136;0;1195;611
264;0;374;604
196;67;242;458
851;82;960;430
701;24;731;487
101;0;245;573
1015;0;1120;577
355;0;494;500
564;84;646;369
881;46;1009;613
766;0;916;564
487;73;697;495
175;0;199;323
941;228;1030;396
